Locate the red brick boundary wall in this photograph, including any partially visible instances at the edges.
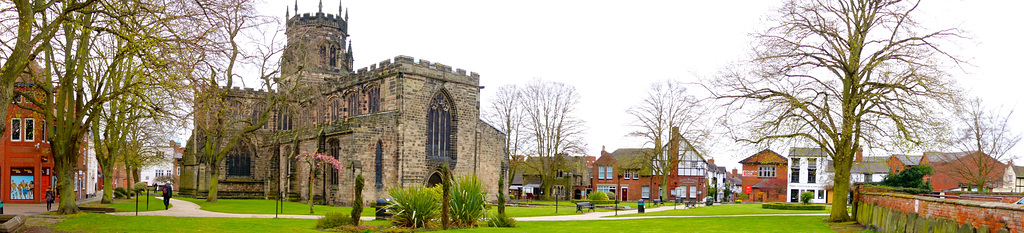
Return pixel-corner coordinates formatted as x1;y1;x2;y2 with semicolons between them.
854;186;1023;233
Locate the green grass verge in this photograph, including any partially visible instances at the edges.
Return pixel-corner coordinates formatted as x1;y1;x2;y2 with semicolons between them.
612;203;829;217
48;213;390;233
448;216;832;232
102;196;172;212
175;197;375;216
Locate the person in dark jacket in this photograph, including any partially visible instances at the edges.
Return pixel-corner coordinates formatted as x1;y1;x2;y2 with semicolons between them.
161;183;172;210
45;188;55;211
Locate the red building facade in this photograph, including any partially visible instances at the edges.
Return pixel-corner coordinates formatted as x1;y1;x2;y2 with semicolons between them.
739;149;788;202
2;83;55;204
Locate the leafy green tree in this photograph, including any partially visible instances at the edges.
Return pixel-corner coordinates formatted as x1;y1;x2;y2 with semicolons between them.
880;165;933;190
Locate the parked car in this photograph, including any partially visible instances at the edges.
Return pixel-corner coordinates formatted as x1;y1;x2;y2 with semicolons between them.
1016;197;1024;205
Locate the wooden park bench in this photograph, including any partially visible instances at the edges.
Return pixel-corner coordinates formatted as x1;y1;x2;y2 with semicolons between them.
651;199;663;206
575;202;595;213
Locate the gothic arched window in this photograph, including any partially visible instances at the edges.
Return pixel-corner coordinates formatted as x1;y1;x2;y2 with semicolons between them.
328;139;340;186
367;86;380;113
329;45;337;68
227;143;252;177
332;97;341;121
252;103;266;129
347;92;360;117
426;92;454;160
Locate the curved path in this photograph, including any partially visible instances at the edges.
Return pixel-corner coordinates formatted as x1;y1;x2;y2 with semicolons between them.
107;199;826;221
106;197;377;221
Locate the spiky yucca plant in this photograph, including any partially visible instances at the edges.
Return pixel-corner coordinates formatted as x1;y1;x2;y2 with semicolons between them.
450;175;488;227
387;185;440;228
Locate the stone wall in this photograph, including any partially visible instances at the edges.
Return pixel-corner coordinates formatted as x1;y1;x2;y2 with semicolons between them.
855;186;1023;233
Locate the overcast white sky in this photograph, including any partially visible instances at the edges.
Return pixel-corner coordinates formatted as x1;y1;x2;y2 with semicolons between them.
244;0;1024;172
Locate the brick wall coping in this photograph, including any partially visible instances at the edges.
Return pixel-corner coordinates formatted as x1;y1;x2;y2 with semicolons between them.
860;191;1024;211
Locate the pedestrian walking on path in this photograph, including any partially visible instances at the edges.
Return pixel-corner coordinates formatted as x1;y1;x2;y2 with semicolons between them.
44;188;55;211
161;183;173;210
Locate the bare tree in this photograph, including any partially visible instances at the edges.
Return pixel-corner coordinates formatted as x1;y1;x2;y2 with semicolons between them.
0;0;97;136
710;0;962;221
941;98;1020;191
484;84;525;212
520;79;586;200
627;80;710;201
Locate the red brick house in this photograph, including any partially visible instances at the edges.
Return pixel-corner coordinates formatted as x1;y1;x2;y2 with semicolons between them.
3;73;56;204
591;148;654;202
886;154;923;174
926;151;1007;192
739;149;788;202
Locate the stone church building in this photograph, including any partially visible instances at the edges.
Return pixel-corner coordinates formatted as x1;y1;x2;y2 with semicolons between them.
180;3;506;206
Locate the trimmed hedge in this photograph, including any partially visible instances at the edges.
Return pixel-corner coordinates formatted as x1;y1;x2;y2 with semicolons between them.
761;202;826;210
571;200;619;205
947;191;1024;197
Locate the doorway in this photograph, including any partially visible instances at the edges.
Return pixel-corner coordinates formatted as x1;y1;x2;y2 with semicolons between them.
620;187;628;201
426;172;442;187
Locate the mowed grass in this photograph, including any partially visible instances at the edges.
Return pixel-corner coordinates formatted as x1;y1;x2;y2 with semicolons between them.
49;213;390;233
92;196;172;212
612;203;830;217
448;216;832;232
175;197;376;216
488;206;582;218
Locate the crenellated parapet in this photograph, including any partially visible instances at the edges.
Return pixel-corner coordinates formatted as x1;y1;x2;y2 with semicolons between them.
286;12;347;33
326;55;480;91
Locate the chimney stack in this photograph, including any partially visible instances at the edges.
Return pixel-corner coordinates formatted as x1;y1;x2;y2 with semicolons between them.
856;149;864;162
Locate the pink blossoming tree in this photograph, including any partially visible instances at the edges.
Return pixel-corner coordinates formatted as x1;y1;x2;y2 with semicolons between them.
296;151;343;213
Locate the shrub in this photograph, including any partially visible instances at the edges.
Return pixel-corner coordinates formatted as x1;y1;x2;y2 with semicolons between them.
316;212;354;229
388;185;440;228
571;200;618;205
352;174;364;226
605;192;616;200
449;175;487;228
880;165;933;190
800;191;814;204
114;187;130;199
737;193;749;200
761;202;826;210
486;212;517;228
735;200;742;203
588;191;608;201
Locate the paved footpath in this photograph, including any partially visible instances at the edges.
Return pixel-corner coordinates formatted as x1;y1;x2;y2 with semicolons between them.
515;204;823;221
107;197;378;221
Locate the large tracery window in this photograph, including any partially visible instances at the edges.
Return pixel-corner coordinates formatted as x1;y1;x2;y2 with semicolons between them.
347;92;360;116
331;97;341;121
227;143;252;177
426;93;454;160
367;87;380;113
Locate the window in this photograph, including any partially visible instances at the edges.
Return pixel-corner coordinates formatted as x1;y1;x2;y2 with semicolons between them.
177;167;181;176
426;93;453;161
367;87;380;113
641;186;650;199
633;170;639;179
252;103;267;129
790;167;799;183
598;166;605;180
331;98;341;121
596;185;615;194
817;190;824;199
329;140;341;186
329;45;337;68
757;165;776;178
808;168;817;184
864;173;872;183
374;140;383;189
605;166;614;179
227;145;252;177
11;118;21;141
24;118;34;141
347;93;360;116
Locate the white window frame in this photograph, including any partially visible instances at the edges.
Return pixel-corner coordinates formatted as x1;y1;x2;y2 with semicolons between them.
606;166;614;180
598;166;605;180
758;165;776;178
23;118;34;141
641;186;650;199
11;118;21;141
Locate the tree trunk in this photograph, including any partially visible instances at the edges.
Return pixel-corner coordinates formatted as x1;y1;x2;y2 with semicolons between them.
309;168;315;214
207;164;219;202
55;150;80;214
829;152;853;222
101;165;114;204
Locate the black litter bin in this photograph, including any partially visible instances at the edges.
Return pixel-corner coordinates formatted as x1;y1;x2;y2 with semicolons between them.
375;198;393;220
638;199;645;213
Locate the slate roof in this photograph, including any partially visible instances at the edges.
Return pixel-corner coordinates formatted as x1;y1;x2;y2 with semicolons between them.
788;147;827;157
739;149;786;164
1014;166;1024;178
851;161;890;174
925;151;968;164
860;156;888;163
892;154;923;166
609;148;652;169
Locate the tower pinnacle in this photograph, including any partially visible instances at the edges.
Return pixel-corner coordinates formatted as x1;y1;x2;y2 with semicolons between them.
293;0;297;14
286;5;289;19
318;0;323;12
339;0;343;16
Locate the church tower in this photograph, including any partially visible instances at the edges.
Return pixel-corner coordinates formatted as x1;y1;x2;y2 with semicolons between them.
281;0;353;89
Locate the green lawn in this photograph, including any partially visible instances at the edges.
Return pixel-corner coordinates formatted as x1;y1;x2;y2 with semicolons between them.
49;213;390;233
488;206;582;218
612;203;830;217
175;197;376;216
92;196;172;212
448;216;832;232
